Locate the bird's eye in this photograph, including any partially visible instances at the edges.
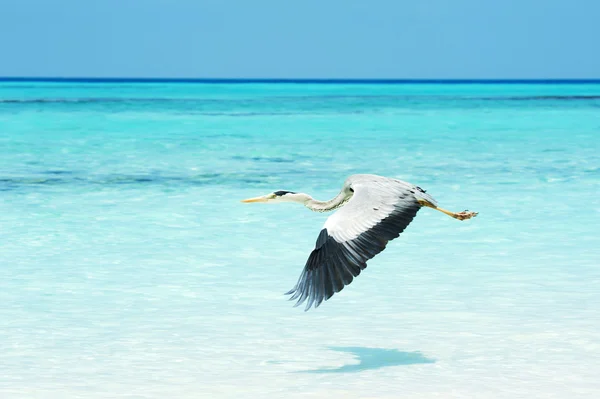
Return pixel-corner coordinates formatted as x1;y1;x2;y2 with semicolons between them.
349;188;354;192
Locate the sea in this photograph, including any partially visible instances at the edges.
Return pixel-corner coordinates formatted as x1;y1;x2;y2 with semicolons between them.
1;80;599;398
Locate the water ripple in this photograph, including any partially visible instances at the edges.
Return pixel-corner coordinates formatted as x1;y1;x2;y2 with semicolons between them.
0;172;278;190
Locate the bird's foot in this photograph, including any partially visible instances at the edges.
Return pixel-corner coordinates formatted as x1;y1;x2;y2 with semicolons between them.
453;210;478;220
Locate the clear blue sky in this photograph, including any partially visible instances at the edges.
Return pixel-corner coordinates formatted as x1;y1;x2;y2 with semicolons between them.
1;0;599;79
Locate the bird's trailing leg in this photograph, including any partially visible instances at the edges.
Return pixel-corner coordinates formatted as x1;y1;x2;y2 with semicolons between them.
418;199;478;221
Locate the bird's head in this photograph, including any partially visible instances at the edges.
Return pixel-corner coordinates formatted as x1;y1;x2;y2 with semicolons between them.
241;190;306;204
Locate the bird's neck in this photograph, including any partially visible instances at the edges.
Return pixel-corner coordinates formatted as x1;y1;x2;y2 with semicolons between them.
301;191;350;213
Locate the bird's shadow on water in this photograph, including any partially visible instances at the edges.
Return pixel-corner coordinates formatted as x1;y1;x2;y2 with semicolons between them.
296;347;435;374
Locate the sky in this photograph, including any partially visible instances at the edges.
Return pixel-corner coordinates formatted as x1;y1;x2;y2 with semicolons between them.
1;0;599;79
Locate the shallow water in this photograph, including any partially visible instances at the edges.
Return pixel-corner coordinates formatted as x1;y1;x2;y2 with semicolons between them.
1;81;599;398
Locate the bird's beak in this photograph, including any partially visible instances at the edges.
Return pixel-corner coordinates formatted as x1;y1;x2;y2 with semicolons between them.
241;195;269;203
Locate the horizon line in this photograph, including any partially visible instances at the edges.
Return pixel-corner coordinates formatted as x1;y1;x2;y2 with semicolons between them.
1;77;600;84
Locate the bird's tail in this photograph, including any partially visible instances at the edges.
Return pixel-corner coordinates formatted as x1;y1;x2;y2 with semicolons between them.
412;185;438;207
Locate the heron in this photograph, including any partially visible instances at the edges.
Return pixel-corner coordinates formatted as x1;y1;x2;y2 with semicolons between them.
242;174;477;311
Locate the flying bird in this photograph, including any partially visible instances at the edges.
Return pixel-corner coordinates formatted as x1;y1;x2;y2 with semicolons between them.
242;174;477;311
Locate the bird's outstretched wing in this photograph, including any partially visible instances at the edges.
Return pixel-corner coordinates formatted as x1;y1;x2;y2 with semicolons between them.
285;177;425;310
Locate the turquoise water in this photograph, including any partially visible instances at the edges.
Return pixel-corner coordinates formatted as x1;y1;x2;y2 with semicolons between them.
1;81;599;398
